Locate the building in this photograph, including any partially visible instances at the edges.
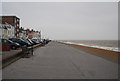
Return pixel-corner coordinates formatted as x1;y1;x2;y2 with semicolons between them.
33;31;41;40
2;16;20;38
26;29;41;39
0;23;15;38
0;24;2;38
19;27;27;39
26;29;32;39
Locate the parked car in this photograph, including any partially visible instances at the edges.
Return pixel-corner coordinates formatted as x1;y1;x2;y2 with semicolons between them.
31;40;38;45
22;38;35;46
27;39;35;45
9;38;29;47
42;39;50;44
21;38;33;46
2;39;20;50
32;38;40;44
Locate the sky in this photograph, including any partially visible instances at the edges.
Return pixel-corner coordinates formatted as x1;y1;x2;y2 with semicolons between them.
2;2;118;40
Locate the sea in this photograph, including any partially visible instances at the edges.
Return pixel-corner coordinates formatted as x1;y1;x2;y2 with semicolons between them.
59;40;119;52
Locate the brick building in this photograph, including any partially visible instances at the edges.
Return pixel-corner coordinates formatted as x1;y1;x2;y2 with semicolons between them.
2;16;20;38
26;29;34;39
26;29;41;39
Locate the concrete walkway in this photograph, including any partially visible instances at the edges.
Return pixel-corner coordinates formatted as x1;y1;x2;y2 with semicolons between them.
2;41;118;79
2;49;22;61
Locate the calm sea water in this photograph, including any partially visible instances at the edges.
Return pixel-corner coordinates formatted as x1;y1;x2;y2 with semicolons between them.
59;40;119;52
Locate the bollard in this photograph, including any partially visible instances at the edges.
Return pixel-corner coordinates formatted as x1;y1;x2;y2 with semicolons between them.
22;45;34;58
22;45;29;57
29;45;34;56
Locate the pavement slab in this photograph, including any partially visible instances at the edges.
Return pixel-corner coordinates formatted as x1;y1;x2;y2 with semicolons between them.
2;41;118;79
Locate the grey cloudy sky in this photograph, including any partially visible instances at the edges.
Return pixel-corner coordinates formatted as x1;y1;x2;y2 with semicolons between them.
2;2;118;40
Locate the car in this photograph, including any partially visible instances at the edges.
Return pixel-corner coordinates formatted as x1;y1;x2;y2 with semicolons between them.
21;38;32;46
22;38;35;46
31;39;37;45
27;39;35;45
9;38;29;47
8;39;21;49
32;38;40;44
2;39;20;50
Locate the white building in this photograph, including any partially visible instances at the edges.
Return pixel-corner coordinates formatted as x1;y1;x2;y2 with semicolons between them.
33;31;41;40
0;24;2;38
19;27;27;39
1;23;15;38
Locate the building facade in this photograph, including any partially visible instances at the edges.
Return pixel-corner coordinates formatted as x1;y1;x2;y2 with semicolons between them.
0;23;15;39
33;31;41;40
19;27;27;39
26;29;41;39
2;16;20;38
0;24;2;38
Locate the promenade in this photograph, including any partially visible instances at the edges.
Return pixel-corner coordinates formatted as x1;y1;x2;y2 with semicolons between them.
2;41;118;79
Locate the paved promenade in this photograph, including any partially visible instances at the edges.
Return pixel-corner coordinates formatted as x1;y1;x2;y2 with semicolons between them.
2;41;118;79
